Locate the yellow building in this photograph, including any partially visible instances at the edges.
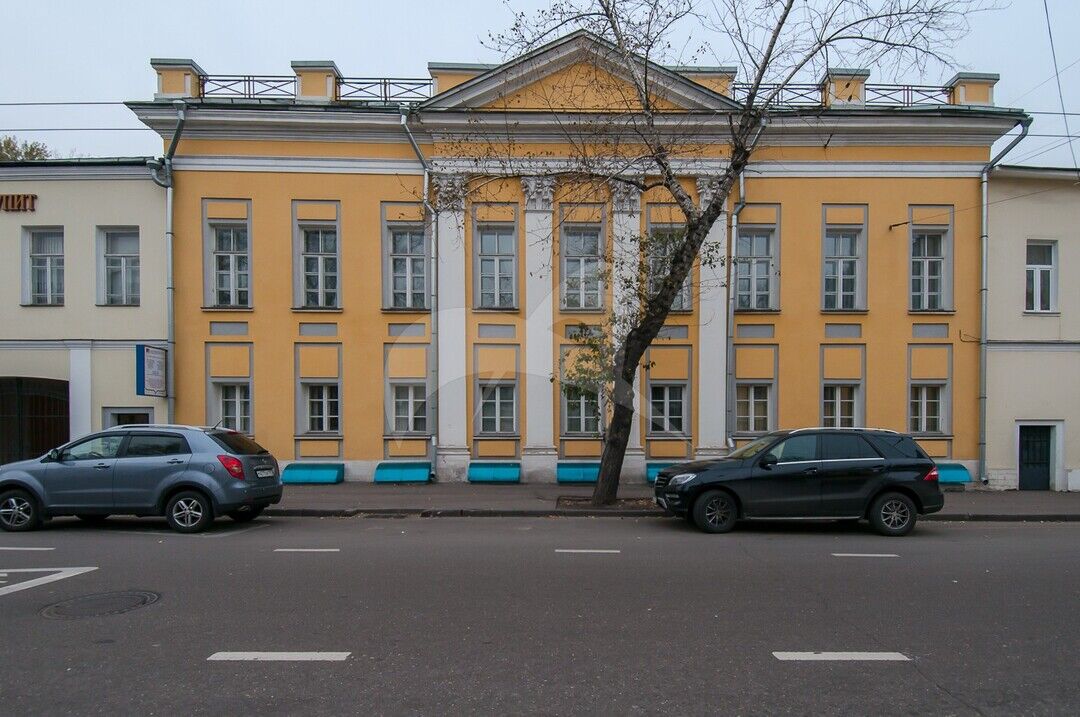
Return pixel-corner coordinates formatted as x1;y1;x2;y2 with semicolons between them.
128;34;1025;483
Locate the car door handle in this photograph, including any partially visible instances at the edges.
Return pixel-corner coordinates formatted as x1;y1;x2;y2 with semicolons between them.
870;465;885;473
802;467;819;475
93;463;110;470
166;459;184;464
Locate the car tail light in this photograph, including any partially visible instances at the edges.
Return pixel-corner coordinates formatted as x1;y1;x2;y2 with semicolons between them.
924;466;939;482
218;455;245;480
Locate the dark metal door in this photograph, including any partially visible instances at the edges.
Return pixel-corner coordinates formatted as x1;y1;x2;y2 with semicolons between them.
1018;426;1052;491
0;378;69;465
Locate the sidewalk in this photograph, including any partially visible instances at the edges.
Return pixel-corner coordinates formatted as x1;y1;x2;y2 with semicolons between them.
266;482;1080;521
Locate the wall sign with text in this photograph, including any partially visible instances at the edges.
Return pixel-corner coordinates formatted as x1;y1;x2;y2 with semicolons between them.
0;194;37;212
136;344;168;397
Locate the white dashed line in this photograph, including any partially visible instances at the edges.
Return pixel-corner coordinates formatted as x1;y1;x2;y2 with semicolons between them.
0;567;98;597
0;547;56;551
555;549;621;554
831;553;899;558
207;652;350;661
773;651;910;661
273;549;340;553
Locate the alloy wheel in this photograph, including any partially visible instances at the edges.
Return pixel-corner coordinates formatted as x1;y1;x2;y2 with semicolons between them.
172;498;204;528
0;496;33;529
704;496;732;528
880;499;911;530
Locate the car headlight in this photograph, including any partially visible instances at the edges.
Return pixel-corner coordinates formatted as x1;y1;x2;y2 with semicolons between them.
669;473;697;486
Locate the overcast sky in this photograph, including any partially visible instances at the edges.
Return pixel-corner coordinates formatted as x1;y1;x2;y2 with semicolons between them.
2;0;1076;167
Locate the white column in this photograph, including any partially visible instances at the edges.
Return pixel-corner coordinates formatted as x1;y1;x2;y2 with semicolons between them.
609;180;646;482
433;173;470;481
521;176;558;483
68;342;93;440
695;177;728;458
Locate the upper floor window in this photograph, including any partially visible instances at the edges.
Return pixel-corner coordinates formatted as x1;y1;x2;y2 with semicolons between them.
29;229;64;305
213;225;249;307
388;226;427;309
823;229;862;311
477;226;516;309
479;382;516;434
822;384;857;428
647;228;691;311
1025;241;1056;312
301;227;338;308
562;226;602;310
649;383;686;434
735;229;775;310
736;383;770;433
563;385;600;435
910;230;946;311
103;230;140;306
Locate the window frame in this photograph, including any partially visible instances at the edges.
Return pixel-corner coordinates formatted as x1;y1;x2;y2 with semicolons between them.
646;224;693;312
821;382;861;428
209;222;251;308
909;223;953;312
735;382;772;434
218;382;252;434
389;382;429;435
561;383;602;436
909;382;947;435
734;226;778;311
1024;240;1057;313
474;222;518;310
476;380;518;436
383;222;429;310
560;223;604;312
648;381;689;436
96;226;141;306
23;227;65;306
303;381;341;435
298;224;340;309
821;225;866;311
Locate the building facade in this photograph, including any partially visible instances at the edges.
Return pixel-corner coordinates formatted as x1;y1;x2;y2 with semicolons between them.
986;166;1080;491
127;33;1023;483
0;160;167;465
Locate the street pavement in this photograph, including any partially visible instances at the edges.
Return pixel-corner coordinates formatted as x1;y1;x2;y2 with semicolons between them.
1;515;1078;715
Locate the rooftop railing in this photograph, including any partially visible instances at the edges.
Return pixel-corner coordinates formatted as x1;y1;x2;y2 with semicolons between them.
730;82;952;107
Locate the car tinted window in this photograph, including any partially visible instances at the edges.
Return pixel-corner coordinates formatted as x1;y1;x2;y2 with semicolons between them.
729;435;776;459
821;433;880;460
867;433;927;459
766;435;818;463
210;431;268;455
62;435;123;461
125;434;189;458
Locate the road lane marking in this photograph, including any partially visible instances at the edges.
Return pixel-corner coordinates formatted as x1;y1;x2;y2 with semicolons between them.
0;567;98;598
207;652;350;662
831;553;899;558
0;547;55;551
555;549;621;554
773;652;910;661
273;549;340;553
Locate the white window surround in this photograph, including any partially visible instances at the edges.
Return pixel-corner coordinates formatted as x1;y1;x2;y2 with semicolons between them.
390;383;428;434
735;227;778;311
822;227;865;311
909;383;946;435
1025;240;1057;313
22;227;65;306
735;382;771;434
648;382;688;435
385;224;428;310
475;224;517;310
561;224;603;311
96;227;140;306
822;383;860;428
477;381;517;435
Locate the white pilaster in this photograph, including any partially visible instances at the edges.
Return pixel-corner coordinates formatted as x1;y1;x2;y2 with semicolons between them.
433;173;470;481
695;176;729;458
609;180;646;482
68;343;93;440
521;176;558;483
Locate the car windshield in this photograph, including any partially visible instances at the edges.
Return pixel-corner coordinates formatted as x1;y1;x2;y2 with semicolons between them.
210;431;269;455
728;435;778;459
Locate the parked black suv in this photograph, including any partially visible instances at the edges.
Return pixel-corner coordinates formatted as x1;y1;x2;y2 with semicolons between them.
655;428;943;536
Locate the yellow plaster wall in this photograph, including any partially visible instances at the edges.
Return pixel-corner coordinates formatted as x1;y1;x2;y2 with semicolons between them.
386;346;427;379
298;345;339;379
208;344;250;378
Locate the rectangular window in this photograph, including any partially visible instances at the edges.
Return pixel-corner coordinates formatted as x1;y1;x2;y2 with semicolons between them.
909;384;943;434
104;230;140;305
29;229;64;305
563;385;600;435
735;229;774;310
823;229;860;310
647;228;691;311
822;384;857;428
477;226;516;309
479;382;516;434
388;226;427;309
562;226;602;309
649;384;686;434
910;230;945;311
219;384;251;434
391;384;427;433
1025;241;1056;312
301;227;338;308
735;383;770;433
213;224;250;307
306;384;340;433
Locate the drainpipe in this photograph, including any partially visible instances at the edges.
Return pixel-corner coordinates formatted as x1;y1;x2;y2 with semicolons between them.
146;100;187;424
399;107;439;468
978;116;1031;484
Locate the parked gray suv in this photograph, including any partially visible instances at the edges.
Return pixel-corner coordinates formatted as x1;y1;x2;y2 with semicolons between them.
0;425;283;533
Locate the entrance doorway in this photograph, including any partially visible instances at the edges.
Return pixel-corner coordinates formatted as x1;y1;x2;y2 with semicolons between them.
1018;425;1052;490
0;377;70;464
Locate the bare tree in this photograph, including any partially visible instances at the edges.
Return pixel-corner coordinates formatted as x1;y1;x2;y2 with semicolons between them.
426;0;989;505
0;135;53;161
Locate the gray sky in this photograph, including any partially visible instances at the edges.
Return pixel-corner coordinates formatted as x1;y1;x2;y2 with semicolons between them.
2;0;1077;167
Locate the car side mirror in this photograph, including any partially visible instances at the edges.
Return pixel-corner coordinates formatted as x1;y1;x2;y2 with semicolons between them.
760;454;778;469
45;448;60;462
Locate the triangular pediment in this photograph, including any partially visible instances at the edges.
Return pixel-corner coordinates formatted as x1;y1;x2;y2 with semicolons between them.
421;30;740;113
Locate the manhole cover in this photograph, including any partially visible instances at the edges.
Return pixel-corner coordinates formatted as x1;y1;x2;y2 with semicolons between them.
40;591;160;620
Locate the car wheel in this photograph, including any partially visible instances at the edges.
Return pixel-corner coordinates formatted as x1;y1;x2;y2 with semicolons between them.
227;506;264;523
165;491;213;533
76;514;110;524
870;492;917;537
0;489;42;532
692;490;738;534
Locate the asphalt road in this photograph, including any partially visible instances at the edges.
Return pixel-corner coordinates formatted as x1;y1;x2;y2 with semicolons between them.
0;515;1077;716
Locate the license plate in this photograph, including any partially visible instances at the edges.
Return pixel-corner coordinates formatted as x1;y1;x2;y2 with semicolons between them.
256;468;275;478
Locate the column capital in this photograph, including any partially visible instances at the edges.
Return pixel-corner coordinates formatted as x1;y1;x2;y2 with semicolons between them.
432;173;467;212
609;179;641;214
521;175;556;212
696;176;723;209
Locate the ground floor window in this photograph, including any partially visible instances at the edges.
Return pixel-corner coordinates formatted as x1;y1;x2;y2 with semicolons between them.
391;384;427;433
103;407;154;428
909;384;943;434
563;385;600;435
306;384;339;433
219;384;251;433
649;383;686;434
479;383;516;434
736;383;770;433
822;384;857;428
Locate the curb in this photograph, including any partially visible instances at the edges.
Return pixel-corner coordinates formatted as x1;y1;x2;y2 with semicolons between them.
265;507;1079;521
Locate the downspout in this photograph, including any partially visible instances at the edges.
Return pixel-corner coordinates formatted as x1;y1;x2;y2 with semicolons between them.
978;116;1031;484
400;107;439;469
146;100;187;424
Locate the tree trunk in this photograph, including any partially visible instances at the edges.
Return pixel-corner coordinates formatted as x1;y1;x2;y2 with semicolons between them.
591;364;638;506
